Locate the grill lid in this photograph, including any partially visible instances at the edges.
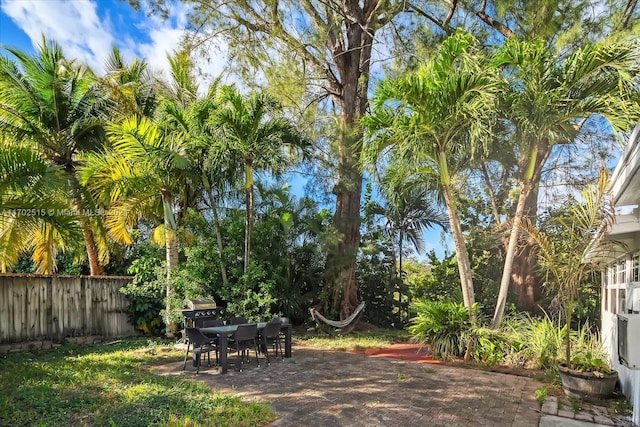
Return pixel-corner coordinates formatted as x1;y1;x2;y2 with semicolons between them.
186;298;217;310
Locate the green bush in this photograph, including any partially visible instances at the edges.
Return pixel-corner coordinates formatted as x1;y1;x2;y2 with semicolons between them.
121;255;165;335
469;313;607;370
224;265;279;322
472;326;524;367
519;313;565;369
408;252;462;303
408;300;474;359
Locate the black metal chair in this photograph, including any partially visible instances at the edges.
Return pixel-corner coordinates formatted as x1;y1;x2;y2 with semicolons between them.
200;318;225;348
270;316;289;324
230;323;260;371
183;327;218;375
260;320;284;364
270;316;289;341
229;316;248;325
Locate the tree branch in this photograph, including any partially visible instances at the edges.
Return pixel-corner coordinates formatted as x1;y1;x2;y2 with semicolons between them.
443;0;457;28
407;2;452;34
475;0;514;38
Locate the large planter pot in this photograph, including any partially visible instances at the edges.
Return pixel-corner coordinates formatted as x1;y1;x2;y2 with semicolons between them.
558;363;618;400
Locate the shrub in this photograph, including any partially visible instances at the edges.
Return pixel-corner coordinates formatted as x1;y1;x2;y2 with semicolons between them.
519;313;565;369
472;325;524;367
224;265;279;322
408;300;474;359
469;313;607;370
121;255;165;335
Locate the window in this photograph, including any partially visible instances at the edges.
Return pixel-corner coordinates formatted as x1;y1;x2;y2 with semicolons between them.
632;253;640;282
619;287;627;314
603;270;609;312
617;259;627;284
604;256;630;314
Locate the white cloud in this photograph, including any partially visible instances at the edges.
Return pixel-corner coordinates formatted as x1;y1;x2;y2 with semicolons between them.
3;0;241;94
2;0;114;73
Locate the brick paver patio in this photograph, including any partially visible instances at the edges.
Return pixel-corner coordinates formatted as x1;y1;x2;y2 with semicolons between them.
156;347;544;426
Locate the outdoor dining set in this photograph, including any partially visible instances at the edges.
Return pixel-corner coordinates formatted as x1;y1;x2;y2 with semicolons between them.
181;313;293;375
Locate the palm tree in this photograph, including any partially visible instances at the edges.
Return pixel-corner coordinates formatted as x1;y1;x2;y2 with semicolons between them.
524;170;618;366
156;54;241;290
84;114;194;325
0;143;85;273
100;46;157;120
491;36;640;329
0;37;110;275
363;31;503;311
366;170;449;274
83;51;200;329
209;86;309;274
181;92;235;289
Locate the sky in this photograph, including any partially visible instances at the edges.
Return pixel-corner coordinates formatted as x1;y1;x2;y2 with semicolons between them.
0;0;227;85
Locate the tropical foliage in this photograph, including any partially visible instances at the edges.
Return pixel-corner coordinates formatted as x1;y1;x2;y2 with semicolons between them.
491;36;640;328
1;2;639;347
0;38;110;274
364;30;503;312
523;171;619;366
409;300;475;358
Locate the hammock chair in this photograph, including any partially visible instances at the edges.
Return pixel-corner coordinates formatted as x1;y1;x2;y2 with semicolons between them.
309;302;366;334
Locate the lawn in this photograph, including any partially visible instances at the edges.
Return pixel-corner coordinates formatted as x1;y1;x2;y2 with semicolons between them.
0;338;275;427
295;328;411;351
0;329;409;426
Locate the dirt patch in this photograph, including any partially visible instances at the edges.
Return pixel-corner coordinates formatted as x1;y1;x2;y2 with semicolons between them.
350;343;555;379
350;343;440;364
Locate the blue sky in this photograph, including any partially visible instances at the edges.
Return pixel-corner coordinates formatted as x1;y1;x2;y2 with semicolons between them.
0;0;228;80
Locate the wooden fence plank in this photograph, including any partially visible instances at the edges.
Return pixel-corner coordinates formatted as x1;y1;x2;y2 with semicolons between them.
0;274;137;344
0;279;10;342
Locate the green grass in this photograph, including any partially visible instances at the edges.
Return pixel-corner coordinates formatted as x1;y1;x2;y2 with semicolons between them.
609;397;633;415
0;338;275;427
535;386;548;405
296;329;410;351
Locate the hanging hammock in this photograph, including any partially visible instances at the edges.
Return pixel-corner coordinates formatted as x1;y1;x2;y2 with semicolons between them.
309;302;366;334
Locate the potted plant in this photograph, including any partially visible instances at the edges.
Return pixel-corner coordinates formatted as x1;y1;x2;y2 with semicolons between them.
524;170;620;399
558;351;619;399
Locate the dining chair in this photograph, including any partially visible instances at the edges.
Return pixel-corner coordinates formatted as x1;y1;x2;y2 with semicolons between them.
260;320;284;364
183;327;218;375
270;316;289;341
230;323;260;371
229;316;248;325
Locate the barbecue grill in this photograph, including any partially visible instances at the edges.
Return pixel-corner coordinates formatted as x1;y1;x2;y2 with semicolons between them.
182;298;227;327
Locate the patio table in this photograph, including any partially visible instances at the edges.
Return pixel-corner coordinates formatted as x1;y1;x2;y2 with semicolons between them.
199;321;292;373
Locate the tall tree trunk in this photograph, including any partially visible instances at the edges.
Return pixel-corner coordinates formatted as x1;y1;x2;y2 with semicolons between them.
328;135;363;318
442;184;476;310
205;186;229;287
511;185;542;311
67;169;103;275
399;231;403;276
162;192;179;335
491;178;533;328
325;11;374;320
244;162;254;275
438;150;475;311
492;140;550;328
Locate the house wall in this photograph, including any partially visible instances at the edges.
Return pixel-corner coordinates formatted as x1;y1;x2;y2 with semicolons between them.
602;310;640;425
603;121;640;425
602;242;640;425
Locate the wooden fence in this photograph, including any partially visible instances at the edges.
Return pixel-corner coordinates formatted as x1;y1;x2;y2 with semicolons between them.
0;274;138;344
